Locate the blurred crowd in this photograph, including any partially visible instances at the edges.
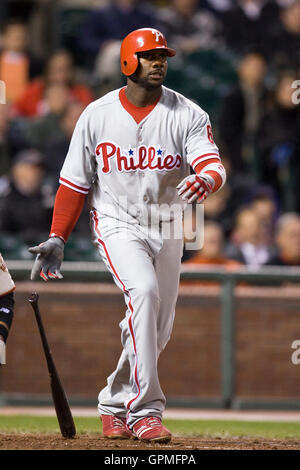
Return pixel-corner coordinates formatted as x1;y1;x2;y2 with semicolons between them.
0;0;299;268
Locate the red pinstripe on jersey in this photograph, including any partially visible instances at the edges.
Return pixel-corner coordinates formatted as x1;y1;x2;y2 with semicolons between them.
92;210;141;410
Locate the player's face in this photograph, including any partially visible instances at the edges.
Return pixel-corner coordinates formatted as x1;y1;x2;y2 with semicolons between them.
134;49;168;89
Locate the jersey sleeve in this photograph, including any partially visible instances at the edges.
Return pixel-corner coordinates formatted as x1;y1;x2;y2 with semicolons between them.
59;109;95;195
185;109;220;171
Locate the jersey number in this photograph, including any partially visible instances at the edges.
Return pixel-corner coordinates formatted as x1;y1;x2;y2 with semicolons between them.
207;125;214;145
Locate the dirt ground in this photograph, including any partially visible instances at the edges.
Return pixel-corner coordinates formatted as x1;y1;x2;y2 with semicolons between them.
1;433;300;450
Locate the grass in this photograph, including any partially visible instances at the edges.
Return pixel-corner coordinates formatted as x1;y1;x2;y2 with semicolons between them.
0;416;299;439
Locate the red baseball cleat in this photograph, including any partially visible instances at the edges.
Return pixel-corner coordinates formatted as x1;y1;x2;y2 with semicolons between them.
132;416;172;442
101;414;132;439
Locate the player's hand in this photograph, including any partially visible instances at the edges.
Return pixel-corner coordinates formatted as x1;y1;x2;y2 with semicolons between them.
0;338;5;365
176;174;214;204
28;238;65;281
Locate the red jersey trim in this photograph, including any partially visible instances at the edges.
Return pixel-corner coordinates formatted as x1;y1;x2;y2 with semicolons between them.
194;157;224;192
191;153;220;169
59;177;90;195
119;87;160;124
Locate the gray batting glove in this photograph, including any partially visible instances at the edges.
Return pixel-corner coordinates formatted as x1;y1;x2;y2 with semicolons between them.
28;237;65;281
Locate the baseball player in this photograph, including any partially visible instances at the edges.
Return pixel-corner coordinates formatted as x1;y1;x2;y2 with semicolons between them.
0;253;15;366
29;28;226;442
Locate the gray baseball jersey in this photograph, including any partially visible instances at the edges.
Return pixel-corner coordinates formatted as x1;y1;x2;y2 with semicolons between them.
60;86;220;225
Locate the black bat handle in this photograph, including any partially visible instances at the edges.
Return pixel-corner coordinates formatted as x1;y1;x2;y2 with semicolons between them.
29;292;53;369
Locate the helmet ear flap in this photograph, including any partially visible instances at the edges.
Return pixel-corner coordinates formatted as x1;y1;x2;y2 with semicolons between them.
128;54;141;79
123;52;139;76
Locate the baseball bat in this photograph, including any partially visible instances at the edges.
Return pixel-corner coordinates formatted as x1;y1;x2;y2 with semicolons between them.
28;292;76;438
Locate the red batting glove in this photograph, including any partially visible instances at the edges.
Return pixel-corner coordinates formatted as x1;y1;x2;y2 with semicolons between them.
176;174;213;203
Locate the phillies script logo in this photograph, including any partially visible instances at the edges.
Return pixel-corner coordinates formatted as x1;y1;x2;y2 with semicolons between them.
95;142;182;173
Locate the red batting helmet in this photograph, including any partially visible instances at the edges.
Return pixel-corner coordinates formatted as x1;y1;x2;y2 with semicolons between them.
120;28;176;76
